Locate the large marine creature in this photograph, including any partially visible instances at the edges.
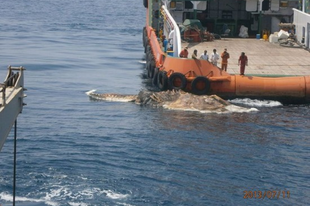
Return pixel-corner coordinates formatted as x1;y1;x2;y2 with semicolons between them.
86;90;257;114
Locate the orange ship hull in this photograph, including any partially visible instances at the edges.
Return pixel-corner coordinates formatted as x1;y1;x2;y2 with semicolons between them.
143;25;310;103
142;0;310;104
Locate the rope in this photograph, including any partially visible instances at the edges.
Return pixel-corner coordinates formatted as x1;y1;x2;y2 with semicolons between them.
278;35;305;49
13;120;17;206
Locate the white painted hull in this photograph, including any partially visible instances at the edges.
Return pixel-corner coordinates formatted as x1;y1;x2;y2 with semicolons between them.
0;66;26;151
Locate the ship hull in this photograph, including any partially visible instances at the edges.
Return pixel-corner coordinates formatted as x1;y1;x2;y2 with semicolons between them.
143;0;310;103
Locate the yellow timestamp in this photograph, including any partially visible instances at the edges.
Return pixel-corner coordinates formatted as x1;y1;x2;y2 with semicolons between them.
243;190;290;199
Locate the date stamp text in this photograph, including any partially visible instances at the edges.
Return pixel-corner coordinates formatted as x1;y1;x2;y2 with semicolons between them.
243;190;290;199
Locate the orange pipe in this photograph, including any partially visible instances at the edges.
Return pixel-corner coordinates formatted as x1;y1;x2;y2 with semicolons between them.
305;76;310;102
211;75;310;103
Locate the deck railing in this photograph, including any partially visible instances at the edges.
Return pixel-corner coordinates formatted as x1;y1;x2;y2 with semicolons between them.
161;5;182;57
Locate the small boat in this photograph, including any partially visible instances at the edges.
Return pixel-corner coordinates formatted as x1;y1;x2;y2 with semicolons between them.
0;66;26;151
142;0;310;103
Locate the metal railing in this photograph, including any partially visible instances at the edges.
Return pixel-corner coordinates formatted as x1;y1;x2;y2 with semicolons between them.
161;5;182;57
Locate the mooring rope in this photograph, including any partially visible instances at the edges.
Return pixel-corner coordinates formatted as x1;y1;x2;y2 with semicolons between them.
13;120;17;206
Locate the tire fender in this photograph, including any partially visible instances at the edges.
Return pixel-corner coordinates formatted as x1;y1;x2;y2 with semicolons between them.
168;72;187;90
143;0;148;8
157;71;168;91
152;67;159;86
148;60;155;78
191;76;211;95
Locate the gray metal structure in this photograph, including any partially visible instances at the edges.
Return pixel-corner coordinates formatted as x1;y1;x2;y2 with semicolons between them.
0;66;26;151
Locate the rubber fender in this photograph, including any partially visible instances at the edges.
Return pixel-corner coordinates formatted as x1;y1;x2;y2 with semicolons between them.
145;46;152;62
144;30;149;45
148;60;155;79
144;37;149;53
143;0;148;8
147;51;154;62
143;28;148;48
145;45;151;56
191;76;211;95
168;72;187;90
152;67;159;86
146;61;151;72
157;71;168;91
142;27;146;48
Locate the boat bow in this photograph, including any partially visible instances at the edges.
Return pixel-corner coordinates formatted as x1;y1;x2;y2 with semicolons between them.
0;66;26;151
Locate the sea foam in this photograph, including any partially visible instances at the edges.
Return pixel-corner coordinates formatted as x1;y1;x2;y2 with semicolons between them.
229;98;282;107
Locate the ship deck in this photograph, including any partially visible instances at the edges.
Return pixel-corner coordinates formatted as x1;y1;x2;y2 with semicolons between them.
0;87;13;105
182;38;310;76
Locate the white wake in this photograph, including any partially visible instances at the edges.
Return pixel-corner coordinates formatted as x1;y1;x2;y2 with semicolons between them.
229;98;282;107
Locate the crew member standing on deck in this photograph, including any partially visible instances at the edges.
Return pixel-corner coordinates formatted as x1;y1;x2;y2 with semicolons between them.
221;48;230;71
200;50;209;61
162;35;168;53
210;49;220;66
238;52;248;75
192;49;198;59
179;46;188;58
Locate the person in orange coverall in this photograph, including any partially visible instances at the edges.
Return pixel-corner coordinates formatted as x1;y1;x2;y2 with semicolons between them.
238;52;248;75
221;48;230;71
179;46;188;58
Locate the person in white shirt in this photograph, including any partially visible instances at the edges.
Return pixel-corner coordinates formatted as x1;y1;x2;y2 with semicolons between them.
200;50;209;61
210;49;220;66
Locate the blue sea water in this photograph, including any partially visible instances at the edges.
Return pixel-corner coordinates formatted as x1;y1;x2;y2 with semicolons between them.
1;0;310;205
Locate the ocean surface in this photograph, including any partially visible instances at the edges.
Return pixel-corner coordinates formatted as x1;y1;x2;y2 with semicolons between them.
1;0;310;205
